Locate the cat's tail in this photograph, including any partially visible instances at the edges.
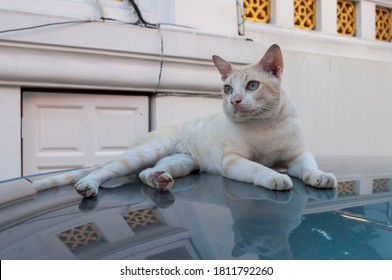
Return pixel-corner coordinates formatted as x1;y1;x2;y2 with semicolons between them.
31;165;101;191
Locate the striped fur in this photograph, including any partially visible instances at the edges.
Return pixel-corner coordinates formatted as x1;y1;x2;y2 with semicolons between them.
32;44;337;197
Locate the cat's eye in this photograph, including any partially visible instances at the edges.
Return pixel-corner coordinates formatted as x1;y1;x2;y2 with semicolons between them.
246;81;260;91
224;85;233;95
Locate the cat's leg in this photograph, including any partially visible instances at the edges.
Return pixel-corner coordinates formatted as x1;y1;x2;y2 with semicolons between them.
222;154;293;191
75;130;175;197
287;151;337;188
139;153;199;191
74;155;140;197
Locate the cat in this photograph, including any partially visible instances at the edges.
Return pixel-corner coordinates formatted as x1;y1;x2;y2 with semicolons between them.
32;44;337;197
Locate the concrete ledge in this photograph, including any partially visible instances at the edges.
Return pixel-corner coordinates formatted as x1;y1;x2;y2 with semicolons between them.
316;156;392;181
0;179;36;206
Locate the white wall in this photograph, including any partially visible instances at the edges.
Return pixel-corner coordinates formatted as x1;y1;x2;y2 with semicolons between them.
173;0;238;35
0;87;21;181
239;0;392;157
284;51;392;156
151;95;222;129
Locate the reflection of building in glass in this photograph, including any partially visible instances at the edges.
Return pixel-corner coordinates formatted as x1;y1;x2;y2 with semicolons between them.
58;223;107;255
123;208;163;233
0;164;392;260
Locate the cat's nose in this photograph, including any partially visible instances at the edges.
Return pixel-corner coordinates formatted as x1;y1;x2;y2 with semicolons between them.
230;95;242;105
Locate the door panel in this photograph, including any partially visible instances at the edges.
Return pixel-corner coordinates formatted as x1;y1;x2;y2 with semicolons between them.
38;106;83;152
23;92;148;175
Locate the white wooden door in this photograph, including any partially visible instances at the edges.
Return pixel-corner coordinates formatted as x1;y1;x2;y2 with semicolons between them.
22;92;149;175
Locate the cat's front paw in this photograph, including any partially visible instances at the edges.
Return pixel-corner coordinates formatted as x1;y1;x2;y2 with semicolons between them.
75;177;100;197
303;170;337;189
255;173;293;191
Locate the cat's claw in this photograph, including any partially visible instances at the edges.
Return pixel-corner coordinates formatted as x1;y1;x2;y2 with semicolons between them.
75;178;100;197
303;171;337;189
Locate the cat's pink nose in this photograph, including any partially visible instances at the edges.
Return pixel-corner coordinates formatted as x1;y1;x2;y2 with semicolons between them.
230;95;242;105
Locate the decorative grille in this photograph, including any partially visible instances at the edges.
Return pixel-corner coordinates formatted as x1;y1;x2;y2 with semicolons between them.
337;180;356;196
243;0;271;23
373;178;390;193
376;7;392;41
123;208;162;232
57;223;106;254
337;0;356;36
294;0;316;30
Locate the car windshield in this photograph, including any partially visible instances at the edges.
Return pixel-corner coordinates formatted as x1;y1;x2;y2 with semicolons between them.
1;156;392;260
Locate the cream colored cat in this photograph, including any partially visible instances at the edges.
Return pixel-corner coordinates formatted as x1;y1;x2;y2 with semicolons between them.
33;44;337;197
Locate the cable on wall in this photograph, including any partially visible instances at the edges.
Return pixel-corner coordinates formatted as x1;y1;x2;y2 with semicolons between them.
0;20;93;34
153;24;164;95
126;1;164;94
236;0;246;36
0;0;165;94
128;0;158;28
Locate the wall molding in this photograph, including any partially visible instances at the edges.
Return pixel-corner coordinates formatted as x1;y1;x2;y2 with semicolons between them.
0;18;248;95
1;10;391;94
245;21;392;63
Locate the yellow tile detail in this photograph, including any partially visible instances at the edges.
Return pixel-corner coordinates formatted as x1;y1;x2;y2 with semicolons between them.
123;208;161;232
373;178;389;193
376;7;392;41
337;180;356;196
337;0;356;36
57;223;105;253
294;0;317;30
243;0;271;23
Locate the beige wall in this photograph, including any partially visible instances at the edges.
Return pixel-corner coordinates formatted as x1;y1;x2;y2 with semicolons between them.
0;87;21;181
150;95;222;130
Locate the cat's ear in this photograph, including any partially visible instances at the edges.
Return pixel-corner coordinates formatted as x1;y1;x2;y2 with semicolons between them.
258;44;284;78
212;55;232;81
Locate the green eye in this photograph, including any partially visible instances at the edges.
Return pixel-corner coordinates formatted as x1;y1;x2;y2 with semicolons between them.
246;81;260;91
224;85;233;94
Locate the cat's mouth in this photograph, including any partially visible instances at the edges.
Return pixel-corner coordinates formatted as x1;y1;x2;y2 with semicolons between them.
228;106;255;121
225;102;276;121
232;106;246;114
232;106;251;117
230;106;275;121
232;105;263;117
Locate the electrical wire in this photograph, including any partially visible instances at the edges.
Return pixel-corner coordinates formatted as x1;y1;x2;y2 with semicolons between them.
128;0;158;29
0;20;93;34
236;0;246;36
153;24;164;95
0;1;159;33
0;0;166;94
127;1;164;94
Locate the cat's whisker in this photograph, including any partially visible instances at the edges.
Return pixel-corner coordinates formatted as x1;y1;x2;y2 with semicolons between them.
249;104;276;119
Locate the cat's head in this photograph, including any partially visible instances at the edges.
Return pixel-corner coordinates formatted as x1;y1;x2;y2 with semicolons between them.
212;44;284;122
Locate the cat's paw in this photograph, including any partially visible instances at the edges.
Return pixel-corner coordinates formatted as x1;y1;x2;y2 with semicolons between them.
75;177;100;197
139;170;174;192
255;173;293;191
150;171;174;192
303;170;337;189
